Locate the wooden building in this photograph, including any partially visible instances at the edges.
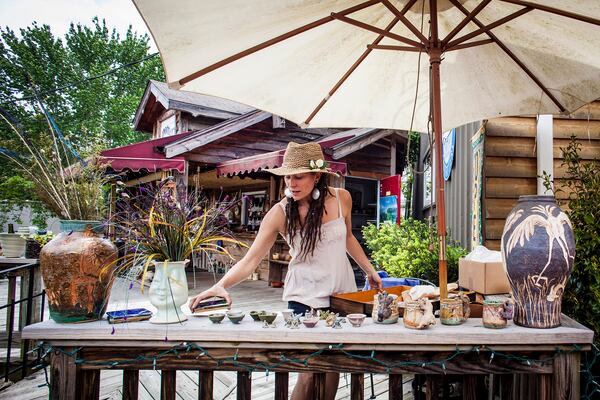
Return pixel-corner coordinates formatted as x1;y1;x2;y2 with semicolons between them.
415;101;600;251
101;80;409;282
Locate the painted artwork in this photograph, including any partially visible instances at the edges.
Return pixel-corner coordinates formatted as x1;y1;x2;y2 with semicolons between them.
470;124;485;248
379;195;398;224
442;128;456;181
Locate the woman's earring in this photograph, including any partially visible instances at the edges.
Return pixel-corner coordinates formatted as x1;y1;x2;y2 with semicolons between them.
284;188;293;198
311;188;320;200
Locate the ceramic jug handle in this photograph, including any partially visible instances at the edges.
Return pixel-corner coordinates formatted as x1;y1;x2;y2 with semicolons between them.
462;295;471;320
501;300;514;320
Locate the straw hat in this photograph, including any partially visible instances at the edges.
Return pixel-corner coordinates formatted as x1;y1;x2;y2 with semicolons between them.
267;142;338;176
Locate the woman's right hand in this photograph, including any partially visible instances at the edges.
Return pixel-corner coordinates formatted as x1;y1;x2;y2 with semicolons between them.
188;285;232;311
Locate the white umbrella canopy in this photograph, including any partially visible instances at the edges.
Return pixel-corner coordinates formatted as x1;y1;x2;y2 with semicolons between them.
134;0;600;133
134;0;600;297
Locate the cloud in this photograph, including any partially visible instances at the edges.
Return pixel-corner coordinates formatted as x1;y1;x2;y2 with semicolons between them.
0;0;156;50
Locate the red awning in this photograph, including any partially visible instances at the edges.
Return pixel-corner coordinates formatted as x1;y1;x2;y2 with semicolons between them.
100;132;188;173
215;129;378;177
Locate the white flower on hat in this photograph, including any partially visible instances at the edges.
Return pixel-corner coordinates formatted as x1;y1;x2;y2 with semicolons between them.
309;159;326;170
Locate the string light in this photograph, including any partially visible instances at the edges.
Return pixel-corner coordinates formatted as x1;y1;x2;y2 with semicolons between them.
30;342;600;400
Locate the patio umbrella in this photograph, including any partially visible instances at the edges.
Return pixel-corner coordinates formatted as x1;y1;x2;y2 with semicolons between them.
133;0;600;298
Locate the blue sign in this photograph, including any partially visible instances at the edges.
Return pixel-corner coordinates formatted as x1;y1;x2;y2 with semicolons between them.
442;128;456;181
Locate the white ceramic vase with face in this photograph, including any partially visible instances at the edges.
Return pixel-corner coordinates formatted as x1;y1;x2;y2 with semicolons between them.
149;260;189;324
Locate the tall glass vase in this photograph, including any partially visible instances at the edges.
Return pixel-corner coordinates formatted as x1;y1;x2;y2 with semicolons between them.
501;196;575;328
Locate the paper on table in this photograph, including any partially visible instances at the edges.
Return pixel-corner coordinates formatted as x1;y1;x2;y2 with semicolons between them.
464;245;502;262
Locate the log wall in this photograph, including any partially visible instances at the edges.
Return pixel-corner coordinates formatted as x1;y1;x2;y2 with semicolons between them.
483;102;600;250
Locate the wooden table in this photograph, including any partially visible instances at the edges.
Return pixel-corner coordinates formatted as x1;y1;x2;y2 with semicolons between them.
23;314;593;400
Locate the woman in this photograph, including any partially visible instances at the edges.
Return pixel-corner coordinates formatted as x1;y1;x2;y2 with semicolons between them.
189;141;382;400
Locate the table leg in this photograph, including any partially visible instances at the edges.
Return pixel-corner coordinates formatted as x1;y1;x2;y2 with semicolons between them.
351;373;364;400
122;370;139;400
199;370;214;400
275;372;289;400
77;369;100;399
161;370;176;400
50;348;78;400
552;352;580;400
237;371;251;400
389;374;403;400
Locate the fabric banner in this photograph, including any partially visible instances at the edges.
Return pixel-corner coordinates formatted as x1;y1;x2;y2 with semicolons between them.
470;123;486;248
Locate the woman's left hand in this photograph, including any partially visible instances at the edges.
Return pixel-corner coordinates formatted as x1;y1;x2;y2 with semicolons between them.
367;271;383;291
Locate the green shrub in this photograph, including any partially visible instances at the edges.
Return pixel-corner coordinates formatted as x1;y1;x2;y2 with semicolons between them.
362;219;467;285
545;136;600;345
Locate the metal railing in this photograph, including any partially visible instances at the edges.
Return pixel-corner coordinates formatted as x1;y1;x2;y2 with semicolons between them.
0;261;45;382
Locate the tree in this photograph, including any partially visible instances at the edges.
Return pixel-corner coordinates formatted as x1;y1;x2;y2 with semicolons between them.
0;18;165;227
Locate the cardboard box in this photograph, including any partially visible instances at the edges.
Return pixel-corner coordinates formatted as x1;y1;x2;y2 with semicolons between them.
458;258;510;294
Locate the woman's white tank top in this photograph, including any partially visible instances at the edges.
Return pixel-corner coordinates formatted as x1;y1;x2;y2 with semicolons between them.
278;189;357;308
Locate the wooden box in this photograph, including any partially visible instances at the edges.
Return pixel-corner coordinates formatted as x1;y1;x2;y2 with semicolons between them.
330;286;410;316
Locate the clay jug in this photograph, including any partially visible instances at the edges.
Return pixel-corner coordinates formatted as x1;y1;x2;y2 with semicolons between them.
40;220;117;323
501;196;575;328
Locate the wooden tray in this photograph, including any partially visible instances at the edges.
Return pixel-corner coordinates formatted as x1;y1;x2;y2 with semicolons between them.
330;286;479;317
330;286;411;316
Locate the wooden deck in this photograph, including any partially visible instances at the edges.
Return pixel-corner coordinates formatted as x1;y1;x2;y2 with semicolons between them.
1;272;416;399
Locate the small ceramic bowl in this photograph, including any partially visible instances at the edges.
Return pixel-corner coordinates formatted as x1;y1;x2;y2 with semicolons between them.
226;311;245;324
258;312;277;324
208;313;225;324
346;313;366;327
302;318;319;328
249;311;265;322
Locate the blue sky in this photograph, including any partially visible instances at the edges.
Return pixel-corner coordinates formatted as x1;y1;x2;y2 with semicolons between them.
0;0;156;49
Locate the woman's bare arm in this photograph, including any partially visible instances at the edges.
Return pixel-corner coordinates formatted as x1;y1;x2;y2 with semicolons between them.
188;204;285;309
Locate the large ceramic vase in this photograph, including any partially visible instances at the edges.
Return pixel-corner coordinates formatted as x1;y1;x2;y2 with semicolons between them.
501;195;575;328
149;260;189;324
40;220;117;323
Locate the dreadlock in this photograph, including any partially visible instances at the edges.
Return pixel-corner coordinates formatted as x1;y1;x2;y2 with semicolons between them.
285;174;332;260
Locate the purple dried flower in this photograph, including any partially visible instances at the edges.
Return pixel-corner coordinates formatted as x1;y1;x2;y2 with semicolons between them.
129;282;134;290
111;326;115;335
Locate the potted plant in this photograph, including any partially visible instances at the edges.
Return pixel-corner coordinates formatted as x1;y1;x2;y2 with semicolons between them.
105;182;246;324
21;231;54;259
0;107;117;323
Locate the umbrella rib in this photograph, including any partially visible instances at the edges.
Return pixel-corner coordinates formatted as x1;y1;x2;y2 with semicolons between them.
500;0;600;26
444;38;495;52
445;6;533;49
332;14;424;48
303;15;404;126
441;0;492;47
176;0;381;86
451;0;566;113
368;44;424;51
380;0;428;44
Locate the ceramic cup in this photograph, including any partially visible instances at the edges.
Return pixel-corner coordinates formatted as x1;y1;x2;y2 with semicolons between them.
249;311;264;322
208;313;225;324
483;299;514;329
226;311;245;324
346;313;366;327
258;312;277;324
440;296;470;325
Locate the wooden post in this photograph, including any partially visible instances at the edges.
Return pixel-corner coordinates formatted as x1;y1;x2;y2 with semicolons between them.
552;352;580;400
122;370;139;400
463;375;477;400
350;373;364;400
390;135;397;175
198;370;214;400
275;372;289;400
237;371;251;400
161;370;176;400
50;348;78;400
313;373;326;400
269;176;277;207
389;374;403;400
425;375;440;400
77;369;100;400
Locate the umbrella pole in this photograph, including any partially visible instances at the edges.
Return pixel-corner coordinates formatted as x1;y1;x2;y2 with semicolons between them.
429;0;448;299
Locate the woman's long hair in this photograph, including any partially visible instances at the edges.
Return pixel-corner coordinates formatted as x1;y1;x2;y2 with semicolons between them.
285;174;333;260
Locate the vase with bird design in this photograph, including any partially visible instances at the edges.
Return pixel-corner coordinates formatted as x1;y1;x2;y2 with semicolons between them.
501;195;575;328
